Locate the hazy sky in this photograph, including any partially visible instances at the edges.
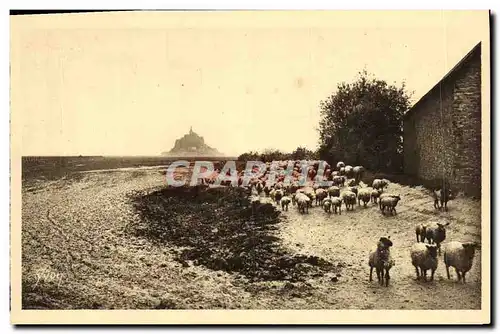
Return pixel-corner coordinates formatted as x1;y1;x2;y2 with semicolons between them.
11;11;488;156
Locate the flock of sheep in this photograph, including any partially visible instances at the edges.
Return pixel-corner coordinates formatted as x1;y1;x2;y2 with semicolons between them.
204;159;479;287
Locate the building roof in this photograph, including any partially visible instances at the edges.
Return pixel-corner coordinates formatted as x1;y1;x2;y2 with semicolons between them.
404;41;481;120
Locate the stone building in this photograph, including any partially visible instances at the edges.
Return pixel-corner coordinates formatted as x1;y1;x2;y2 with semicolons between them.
403;42;482;198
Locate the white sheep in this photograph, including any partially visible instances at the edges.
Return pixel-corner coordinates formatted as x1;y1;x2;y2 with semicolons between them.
410;243;438;282
357;188;372;207
295;193;311;214
280;196;291;211
443;241;479;283
336;161;345;169
344;165;354;178
379;194;401;215
322;197;332;213
330;196;342;214
274;189;284;204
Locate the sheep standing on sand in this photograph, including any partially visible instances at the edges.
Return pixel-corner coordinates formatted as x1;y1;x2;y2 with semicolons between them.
353;165;365;184
280;196;291;211
368;237;395;287
322;197;332;213
410;243;438;282
433;187;453;211
315;188;328;206
443;241;479;283
330;197;342;214
357;188;372;207
328;186;340;198
371;189;382;204
296;193;311;214
415;224;426;242
274;189;284;204
341;190;357;211
379;194;401;215
372;178;389;192
421;221;450;255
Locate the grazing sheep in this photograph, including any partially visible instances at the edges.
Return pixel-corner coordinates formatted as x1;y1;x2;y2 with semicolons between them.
330;196;342;214
346;178;357;187
322;197;332;213
433;187;453;211
357;188;372;207
379;194;401;215
372;178;389;191
410;243;438;282
315;188;328;206
371;189;382;204
336;161;345;169
301;187;316;207
296;193;311;214
443;241;479;283
332;175;345;187
422;221;450;255
280;196;291;211
327;186;341;198
341;191;357;211
369;237;394;287
353;165;365;183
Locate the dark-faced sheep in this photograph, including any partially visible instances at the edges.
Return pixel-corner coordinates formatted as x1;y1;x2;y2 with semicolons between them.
423;221;450;255
410;243;438;282
443;241;479;283
368;237;394;287
433;187;453;211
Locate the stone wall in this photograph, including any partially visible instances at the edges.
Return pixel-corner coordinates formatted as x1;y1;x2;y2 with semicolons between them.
403;43;481;197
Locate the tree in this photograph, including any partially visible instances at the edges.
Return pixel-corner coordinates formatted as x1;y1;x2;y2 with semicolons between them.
318;70;412;173
291;146;317;161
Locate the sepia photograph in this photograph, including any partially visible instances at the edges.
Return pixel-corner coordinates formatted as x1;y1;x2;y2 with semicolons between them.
10;9;490;325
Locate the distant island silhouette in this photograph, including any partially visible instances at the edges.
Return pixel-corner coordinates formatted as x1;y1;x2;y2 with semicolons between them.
161;127;225;157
